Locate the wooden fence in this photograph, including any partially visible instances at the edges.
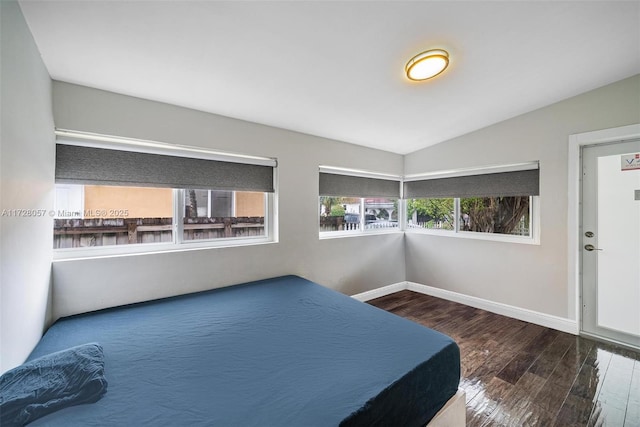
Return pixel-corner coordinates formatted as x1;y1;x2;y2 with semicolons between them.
53;217;265;248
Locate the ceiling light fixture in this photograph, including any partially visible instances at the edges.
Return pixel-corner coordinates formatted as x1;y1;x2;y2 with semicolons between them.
405;49;449;81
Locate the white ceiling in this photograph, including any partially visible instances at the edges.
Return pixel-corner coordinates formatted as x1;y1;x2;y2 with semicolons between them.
19;1;640;155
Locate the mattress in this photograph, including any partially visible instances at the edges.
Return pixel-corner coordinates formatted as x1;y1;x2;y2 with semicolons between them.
27;276;460;426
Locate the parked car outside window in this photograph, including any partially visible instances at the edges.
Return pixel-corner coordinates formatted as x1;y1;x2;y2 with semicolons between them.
344;213;360;224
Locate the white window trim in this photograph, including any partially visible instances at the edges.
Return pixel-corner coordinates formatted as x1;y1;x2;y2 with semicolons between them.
55;129;277;167
319;227;401;239
174;188;184;244
403;161;539;181
52;239;277;262
231;192;237;217
405;196;540;245
319;165;401;181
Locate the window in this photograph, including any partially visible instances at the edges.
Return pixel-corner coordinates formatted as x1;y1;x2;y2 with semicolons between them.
183;190;266;241
406;198;454;230
318;167;401;236
319;196;399;233
54;185;173;248
53;186;268;249
54;134;276;255
364;198;398;229
404;163;539;243
459;196;530;236
319;196;361;231
406;196;533;237
54;184;84;219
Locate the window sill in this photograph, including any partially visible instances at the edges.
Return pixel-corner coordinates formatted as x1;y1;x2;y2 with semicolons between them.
319;228;402;240
405;228;540;245
53;236;276;261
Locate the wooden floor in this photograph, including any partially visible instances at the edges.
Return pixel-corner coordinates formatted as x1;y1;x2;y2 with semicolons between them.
368;291;640;427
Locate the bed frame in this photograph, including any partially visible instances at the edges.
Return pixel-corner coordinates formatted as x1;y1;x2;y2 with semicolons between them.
426;390;466;427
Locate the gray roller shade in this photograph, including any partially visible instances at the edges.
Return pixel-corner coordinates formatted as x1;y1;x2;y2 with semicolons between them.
56;144;274;192
404;169;539;198
319;173;400;198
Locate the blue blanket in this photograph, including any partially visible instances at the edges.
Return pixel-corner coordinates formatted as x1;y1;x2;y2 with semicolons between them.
0;343;107;426
26;276;459;426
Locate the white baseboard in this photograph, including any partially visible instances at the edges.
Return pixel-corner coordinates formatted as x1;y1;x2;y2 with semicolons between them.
406;282;579;335
353;281;578;335
350;282;407;302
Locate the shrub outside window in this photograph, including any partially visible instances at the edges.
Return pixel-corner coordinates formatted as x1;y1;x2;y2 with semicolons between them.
406;198;454;231
319;197;361;232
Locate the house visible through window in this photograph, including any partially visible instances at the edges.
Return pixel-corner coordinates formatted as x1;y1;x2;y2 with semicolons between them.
53;186;268;248
319;196;398;232
318;168;402;235
53;135;275;254
54;185;173;248
183;189;265;241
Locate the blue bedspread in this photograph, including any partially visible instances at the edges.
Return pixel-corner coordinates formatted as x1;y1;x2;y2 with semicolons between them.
0;343;107;426
27;276;460;426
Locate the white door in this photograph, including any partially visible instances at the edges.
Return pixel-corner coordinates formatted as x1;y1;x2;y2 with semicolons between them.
581;139;640;348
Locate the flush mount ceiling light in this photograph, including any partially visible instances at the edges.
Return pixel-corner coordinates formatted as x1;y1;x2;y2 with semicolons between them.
405;49;449;81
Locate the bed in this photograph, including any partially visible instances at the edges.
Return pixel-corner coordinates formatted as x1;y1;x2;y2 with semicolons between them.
23;275;462;426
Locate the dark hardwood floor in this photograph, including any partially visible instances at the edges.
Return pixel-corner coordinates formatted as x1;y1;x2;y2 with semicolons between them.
368;290;640;427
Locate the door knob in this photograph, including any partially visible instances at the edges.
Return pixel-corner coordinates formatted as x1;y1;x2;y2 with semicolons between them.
584;244;603;251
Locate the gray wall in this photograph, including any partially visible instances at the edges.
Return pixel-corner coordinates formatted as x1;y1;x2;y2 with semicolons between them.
51;82;405;319
404;74;640;320
0;1;55;373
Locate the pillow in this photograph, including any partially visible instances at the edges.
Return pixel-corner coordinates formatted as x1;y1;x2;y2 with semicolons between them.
0;343;108;426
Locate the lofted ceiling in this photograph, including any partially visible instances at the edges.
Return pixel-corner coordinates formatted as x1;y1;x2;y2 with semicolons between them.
18;1;640;155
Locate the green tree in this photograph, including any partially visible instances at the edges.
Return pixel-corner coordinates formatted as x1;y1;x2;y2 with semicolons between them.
320;197;340;216
460;196;529;234
321;196;360;217
407;198;454;229
330;204;346;216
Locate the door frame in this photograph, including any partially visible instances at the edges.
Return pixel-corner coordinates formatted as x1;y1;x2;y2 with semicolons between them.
568;123;640;337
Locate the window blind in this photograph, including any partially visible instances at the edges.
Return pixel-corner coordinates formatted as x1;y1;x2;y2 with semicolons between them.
55;144;275;192
404;168;539;198
319;172;400;198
